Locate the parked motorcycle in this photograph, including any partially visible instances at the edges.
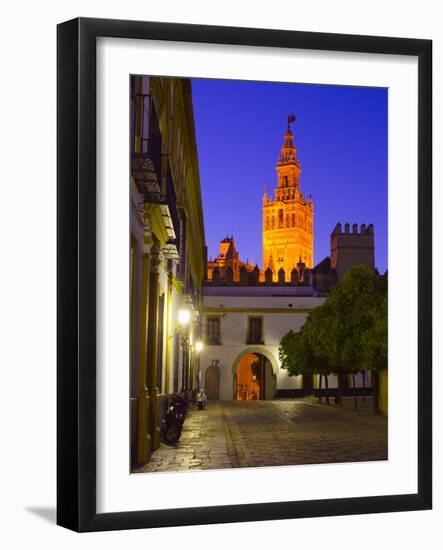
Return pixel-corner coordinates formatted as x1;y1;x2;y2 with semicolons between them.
162;394;188;445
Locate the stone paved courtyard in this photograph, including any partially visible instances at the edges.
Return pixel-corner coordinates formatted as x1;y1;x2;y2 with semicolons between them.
135;398;387;473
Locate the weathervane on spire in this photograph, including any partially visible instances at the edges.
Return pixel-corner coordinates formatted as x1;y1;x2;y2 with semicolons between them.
288;114;296;128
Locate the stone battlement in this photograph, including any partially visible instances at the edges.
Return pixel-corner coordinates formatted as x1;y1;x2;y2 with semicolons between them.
206;264;312;287
331;222;374;236
330;222;375;281
205;261;337;294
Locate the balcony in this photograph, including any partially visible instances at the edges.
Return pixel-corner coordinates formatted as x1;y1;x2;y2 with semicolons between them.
131;153;162;198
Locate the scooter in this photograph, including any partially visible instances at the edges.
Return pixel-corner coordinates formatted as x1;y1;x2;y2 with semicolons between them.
162;394;188;445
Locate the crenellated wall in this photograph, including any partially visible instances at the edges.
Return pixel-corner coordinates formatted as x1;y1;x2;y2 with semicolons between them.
330;222;375;281
207;263;314;288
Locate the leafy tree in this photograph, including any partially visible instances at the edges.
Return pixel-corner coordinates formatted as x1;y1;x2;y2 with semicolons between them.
279;265;387;413
279;328;310;398
280;304;336;404
361;292;388;413
320;266;386;409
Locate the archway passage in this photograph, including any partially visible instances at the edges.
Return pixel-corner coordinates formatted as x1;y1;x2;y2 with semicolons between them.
205;364;220;400
236;353;276;400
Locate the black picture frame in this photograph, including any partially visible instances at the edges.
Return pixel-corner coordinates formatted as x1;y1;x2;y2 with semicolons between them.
57;17;432;532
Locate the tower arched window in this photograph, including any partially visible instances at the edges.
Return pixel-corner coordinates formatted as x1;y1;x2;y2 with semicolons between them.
271;217;275;229
292;213;295;227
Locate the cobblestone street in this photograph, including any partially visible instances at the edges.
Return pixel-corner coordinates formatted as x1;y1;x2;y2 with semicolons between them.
136;398;387;473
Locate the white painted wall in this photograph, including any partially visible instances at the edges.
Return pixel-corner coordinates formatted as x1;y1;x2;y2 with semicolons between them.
201;293;375;397
201;294;325;398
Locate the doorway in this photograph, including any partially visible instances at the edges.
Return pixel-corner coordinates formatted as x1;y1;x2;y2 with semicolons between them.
205;364;220;400
235;352;276;400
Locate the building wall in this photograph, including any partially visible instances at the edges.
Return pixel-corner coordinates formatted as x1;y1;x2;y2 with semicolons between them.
200;294;325;399
379;369;388;415
130;179;145;401
130;75;206;468
200;290;373;400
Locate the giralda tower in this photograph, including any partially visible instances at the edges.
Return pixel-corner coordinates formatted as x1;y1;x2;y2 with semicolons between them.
262;115;314;280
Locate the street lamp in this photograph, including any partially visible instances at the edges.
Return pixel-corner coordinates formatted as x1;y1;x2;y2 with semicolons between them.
178;308;191;327
195;340;203;353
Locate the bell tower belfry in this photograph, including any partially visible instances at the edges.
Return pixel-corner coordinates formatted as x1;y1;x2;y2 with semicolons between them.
262;115;314;280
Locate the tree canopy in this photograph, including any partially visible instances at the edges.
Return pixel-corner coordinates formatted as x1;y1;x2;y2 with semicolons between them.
279;265;387;378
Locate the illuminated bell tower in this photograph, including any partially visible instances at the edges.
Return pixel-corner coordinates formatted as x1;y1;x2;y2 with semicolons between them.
262;115;314;280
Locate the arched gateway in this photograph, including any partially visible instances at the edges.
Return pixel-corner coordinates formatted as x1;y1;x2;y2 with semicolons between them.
232;348;277;400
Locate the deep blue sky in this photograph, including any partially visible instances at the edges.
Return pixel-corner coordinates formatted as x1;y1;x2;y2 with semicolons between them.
191;79;388;273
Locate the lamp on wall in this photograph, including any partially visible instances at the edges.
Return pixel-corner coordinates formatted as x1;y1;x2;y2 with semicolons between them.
178;308;191;327
195;341;203;353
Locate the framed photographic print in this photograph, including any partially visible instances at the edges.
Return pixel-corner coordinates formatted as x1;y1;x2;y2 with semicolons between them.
57;17;432;532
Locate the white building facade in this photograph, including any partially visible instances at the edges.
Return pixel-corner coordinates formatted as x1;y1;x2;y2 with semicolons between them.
200;283;373;400
199;285;335;400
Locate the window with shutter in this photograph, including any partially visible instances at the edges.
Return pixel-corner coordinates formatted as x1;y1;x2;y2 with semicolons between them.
207;317;221;345
248;317;263;344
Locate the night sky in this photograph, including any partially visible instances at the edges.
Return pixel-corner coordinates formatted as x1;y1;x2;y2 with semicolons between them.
191;78;388;273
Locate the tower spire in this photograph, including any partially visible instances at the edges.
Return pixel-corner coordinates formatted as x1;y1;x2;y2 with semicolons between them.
278;114;298;167
276;114;300;196
262;115;314;279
